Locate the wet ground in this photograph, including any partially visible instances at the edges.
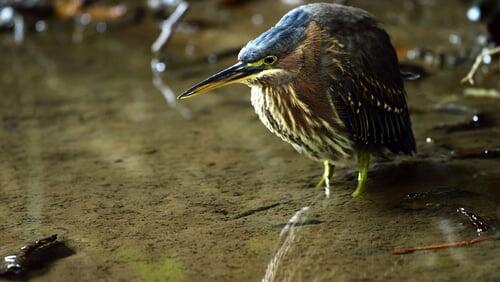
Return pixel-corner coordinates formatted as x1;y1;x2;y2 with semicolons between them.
0;0;499;281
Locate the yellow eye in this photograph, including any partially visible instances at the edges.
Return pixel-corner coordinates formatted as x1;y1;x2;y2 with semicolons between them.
263;55;278;65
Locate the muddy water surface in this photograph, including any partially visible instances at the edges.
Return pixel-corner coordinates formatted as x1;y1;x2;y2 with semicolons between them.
0;0;499;281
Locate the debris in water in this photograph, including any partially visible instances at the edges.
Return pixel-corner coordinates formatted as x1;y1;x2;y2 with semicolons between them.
151;1;189;53
433;113;492;132
398;189;477;211
392;235;498;255
451;147;500;159
464;87;500;98
149;0;191;118
395;192;497;254
461;46;500;85
0;234;73;278
456;207;490;234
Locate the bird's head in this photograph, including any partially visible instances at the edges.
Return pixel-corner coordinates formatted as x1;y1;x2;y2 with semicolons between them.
177;7;317;100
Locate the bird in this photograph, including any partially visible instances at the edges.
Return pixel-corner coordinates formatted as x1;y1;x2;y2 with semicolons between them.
178;3;416;197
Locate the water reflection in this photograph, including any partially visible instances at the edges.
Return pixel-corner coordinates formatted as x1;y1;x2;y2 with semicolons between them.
151;57;191;119
0;1;499;281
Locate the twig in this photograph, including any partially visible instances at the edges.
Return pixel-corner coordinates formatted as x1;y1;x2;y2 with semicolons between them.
150;1;191;118
461;46;500;85
151;1;189;53
392;235;497;255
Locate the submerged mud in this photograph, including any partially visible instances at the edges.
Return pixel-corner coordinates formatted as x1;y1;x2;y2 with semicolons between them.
0;0;499;281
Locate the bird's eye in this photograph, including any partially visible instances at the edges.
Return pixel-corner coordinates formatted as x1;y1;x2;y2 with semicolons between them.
263;56;278;65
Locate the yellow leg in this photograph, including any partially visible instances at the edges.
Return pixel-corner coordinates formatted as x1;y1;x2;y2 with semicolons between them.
352;151;370;198
315;161;333;188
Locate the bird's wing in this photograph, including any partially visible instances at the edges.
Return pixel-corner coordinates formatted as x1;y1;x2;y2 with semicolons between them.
326;25;416;155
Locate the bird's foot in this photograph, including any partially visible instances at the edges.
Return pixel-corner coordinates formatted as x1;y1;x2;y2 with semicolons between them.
351;180;366;198
315;176;326;188
315;161;331;187
315;161;332;197
352;151;370;198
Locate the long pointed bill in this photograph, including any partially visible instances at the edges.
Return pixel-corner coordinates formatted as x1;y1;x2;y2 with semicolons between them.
177;62;262;100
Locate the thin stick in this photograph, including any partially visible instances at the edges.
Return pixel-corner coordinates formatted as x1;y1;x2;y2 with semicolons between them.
461;46;500;85
151;1;189;53
392;236;497;255
150;1;191;118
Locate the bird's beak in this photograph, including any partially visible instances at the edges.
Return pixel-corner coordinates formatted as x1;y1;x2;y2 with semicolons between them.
177;62;262;100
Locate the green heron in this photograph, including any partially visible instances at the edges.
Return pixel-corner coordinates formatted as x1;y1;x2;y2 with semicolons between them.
178;3;416;197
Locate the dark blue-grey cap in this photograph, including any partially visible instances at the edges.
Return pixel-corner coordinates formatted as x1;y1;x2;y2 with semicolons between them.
238;6;311;63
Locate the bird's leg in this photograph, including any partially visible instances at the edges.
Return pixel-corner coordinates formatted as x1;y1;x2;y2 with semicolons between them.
352;151;370;198
315;160;333;189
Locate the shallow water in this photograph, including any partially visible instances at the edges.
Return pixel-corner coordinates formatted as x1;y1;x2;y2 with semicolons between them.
0;0;499;281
